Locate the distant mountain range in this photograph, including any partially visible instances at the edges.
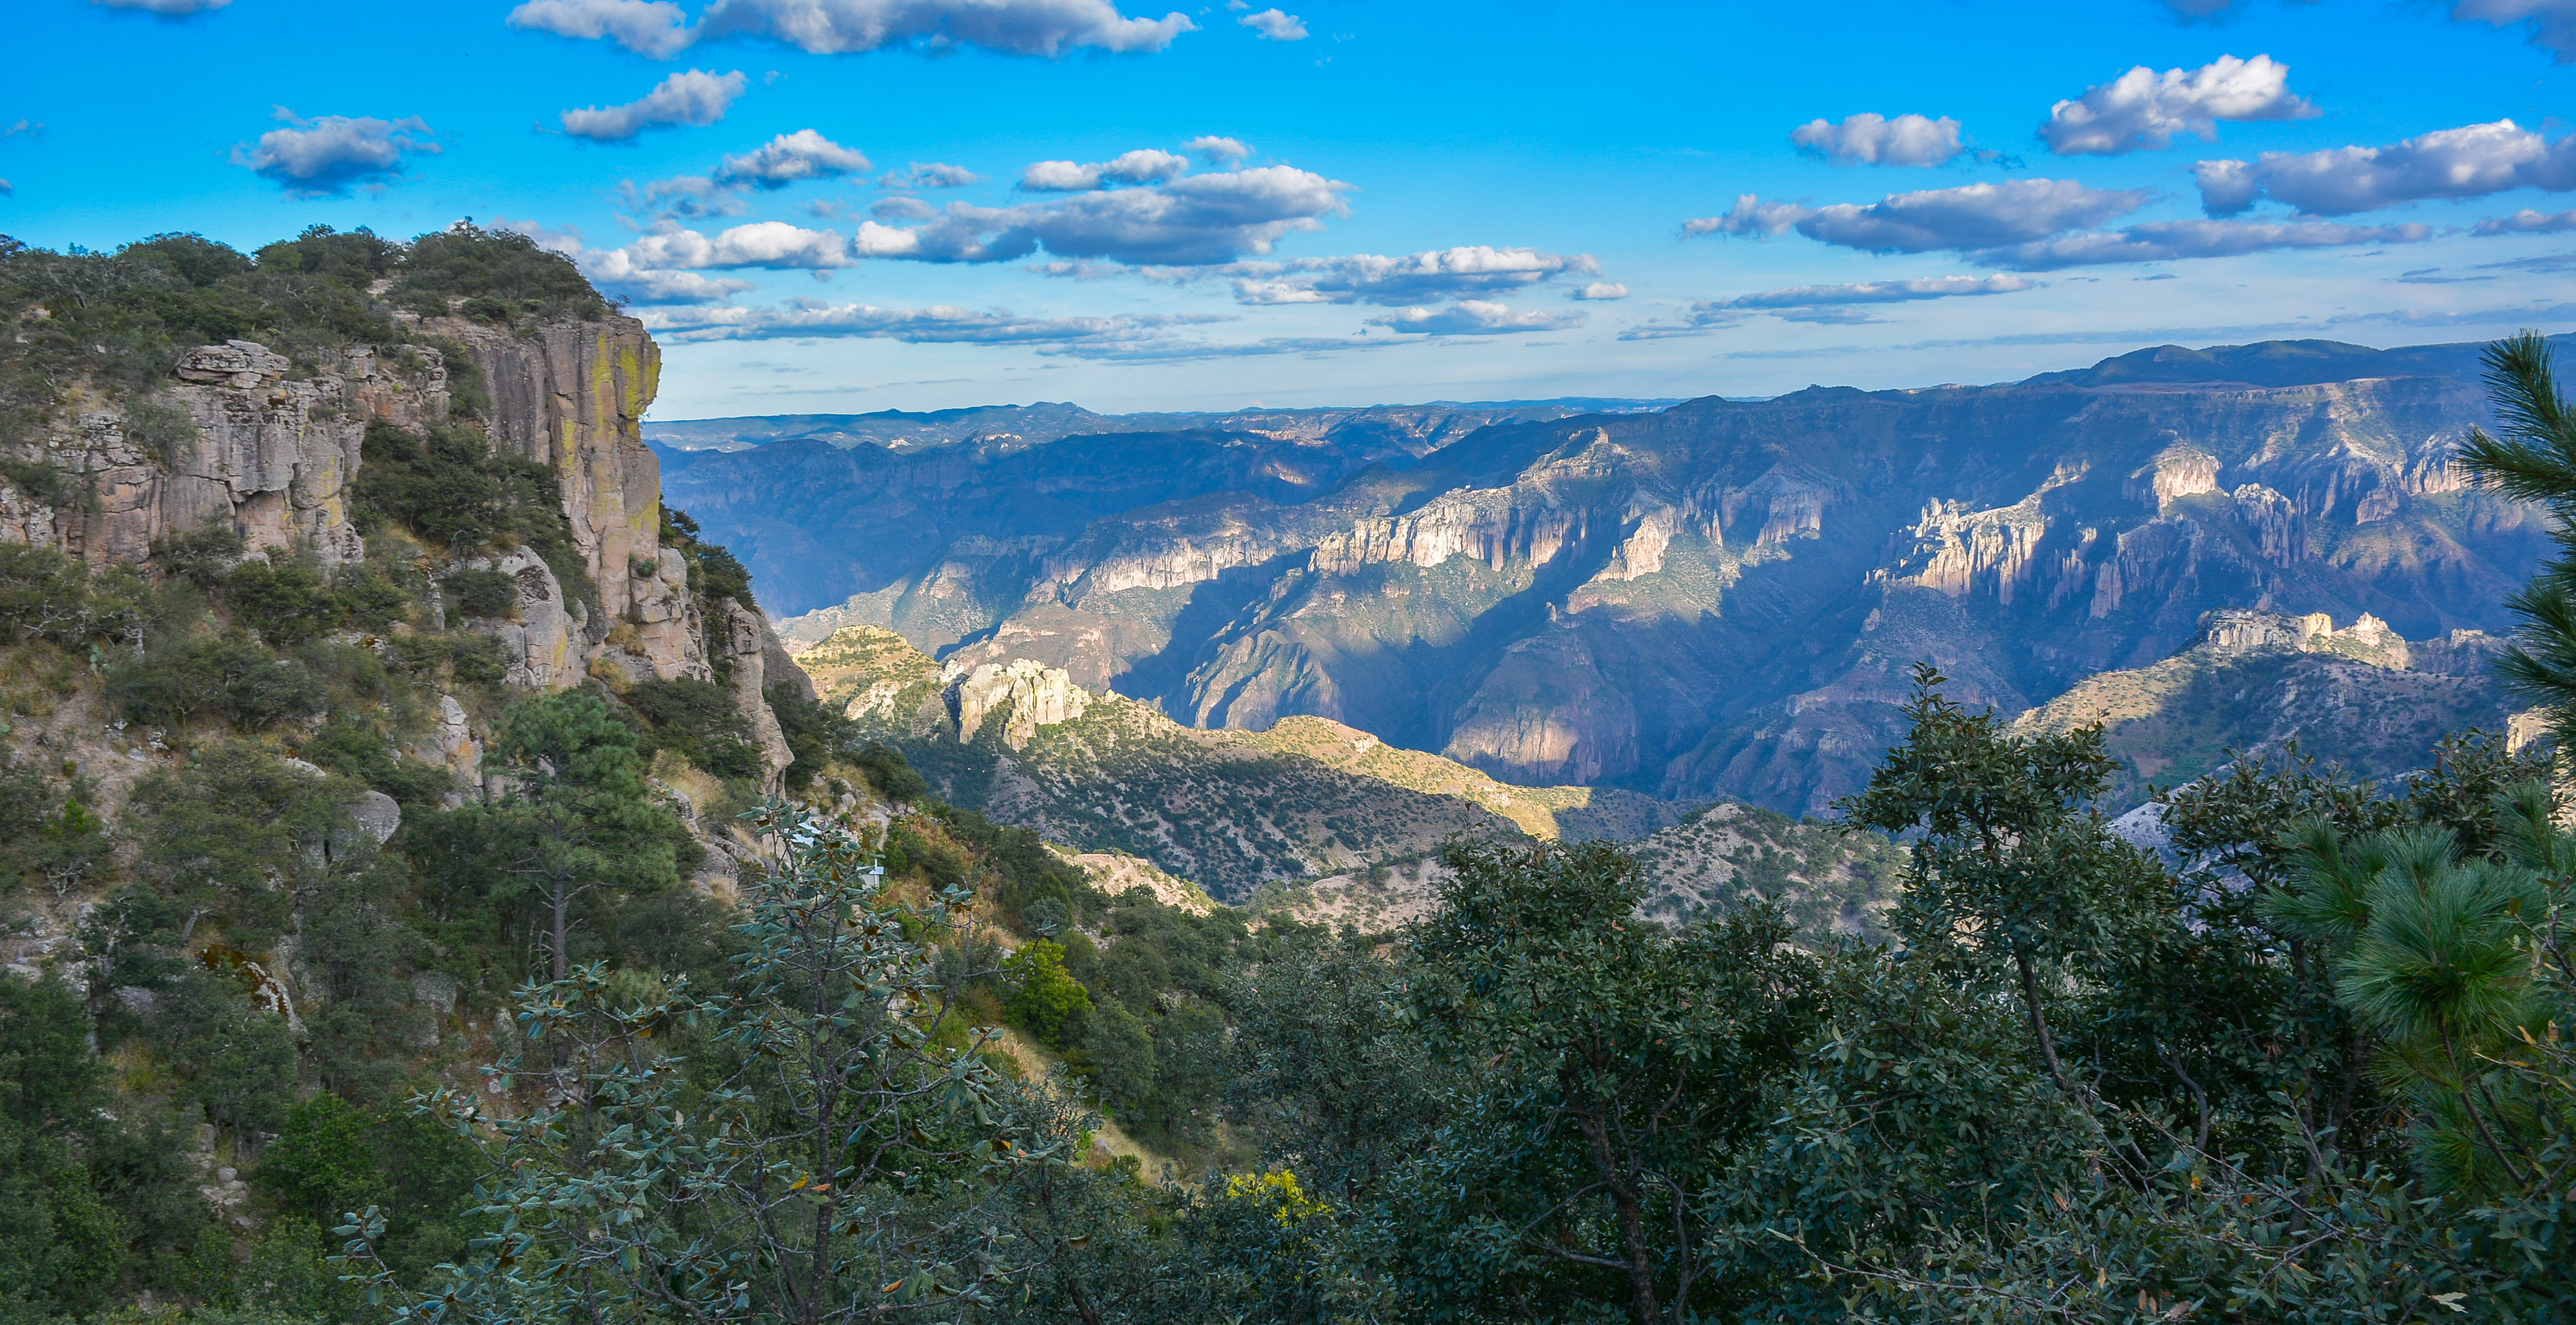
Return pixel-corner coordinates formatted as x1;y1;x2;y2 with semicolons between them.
661;336;2565;815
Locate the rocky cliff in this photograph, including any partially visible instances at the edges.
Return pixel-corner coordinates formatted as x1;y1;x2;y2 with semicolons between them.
2015;606;2519;805
753;336;2554;815
0;309;799;793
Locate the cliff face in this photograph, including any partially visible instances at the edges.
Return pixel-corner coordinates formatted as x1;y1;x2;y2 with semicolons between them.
5;339;431;567
0;312;790;788
441;317;709;686
752;336;2553;815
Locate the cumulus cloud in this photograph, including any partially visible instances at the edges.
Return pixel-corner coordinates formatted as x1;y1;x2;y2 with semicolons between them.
1621;275;2032;337
638;297;1178;344
1790;113;1964;167
1186;135;1252;164
91;0;229;12
1572;281;1628;300
1976;218;2432;269
1368;300;1584;335
1727;274;2036;308
493;217;761;305
1214;246;1601;305
2043;54;2315;156
1239;7;1305;39
560;69;747;141
1687;179;2150;253
2453;0;2576;63
714;128;868;186
231;109;439;196
873;196;941;220
509;0;1197;58
2476;207;2576;233
878;161;980;188
592;163;1352;272
2197;119;2576;216
1018;149;1190;191
626;219;863;269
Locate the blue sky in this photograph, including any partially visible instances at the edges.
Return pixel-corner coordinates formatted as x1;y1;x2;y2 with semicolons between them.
5;0;2575;418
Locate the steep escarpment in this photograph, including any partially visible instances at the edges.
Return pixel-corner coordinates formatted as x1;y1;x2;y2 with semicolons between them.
763;336;2557;815
2015;606;2521;806
792;623;1694;899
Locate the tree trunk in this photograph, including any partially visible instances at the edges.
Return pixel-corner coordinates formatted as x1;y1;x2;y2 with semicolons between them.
2012;941;2076;1099
1582;1114;1662;1325
551;880;570;982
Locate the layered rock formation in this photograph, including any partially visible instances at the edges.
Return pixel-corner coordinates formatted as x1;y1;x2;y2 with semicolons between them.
749;335;2554;815
0;311;799;795
2016;606;2517;805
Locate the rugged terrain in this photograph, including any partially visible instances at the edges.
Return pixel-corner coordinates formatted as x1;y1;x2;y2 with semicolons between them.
794;623;1699;901
657;399;1672;616
734;336;2559;815
2017;606;2522;805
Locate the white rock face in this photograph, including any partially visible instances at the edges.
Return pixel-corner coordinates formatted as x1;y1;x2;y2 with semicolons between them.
463;548;580;690
718;599;798;793
943;658;1091;747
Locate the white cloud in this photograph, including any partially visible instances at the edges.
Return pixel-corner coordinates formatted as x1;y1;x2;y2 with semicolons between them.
561;69;746;141
878;161;980;188
493;217;760;305
2196;119;2576;216
1976;218;2432;269
1790;113;1964;167
1018;160;1103;191
2453;1;2576;63
509;0;694;56
714;128;867;186
1572;281;1628;301
231;109;439;196
91;0;229;12
1621;275;2032;338
593;163;1352;270
2042;54;2316;156
1186;135;1251;164
1368;300;1584;335
639;298;1171;343
1239;7;1305;39
626;219;861;269
1726;275;2036;308
873;196;941;220
509;0;1197;58
1215;246;1601;305
1687;179;2151;253
1018;148;1190;191
2476;206;2576;233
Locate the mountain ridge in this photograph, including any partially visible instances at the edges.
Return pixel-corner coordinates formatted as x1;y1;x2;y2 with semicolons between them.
697;333;2562;816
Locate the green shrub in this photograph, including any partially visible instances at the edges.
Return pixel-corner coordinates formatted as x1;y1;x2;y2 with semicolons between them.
222;556;337;645
852;741;930;804
0;457;93;512
390;225;608;323
621;677;763;781
441;567;516;619
108;633;325;729
766;683;855;792
1009;938;1093;1046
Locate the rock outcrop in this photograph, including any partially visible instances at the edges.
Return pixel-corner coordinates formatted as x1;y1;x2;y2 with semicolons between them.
943;658;1091;748
0;311;806;793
